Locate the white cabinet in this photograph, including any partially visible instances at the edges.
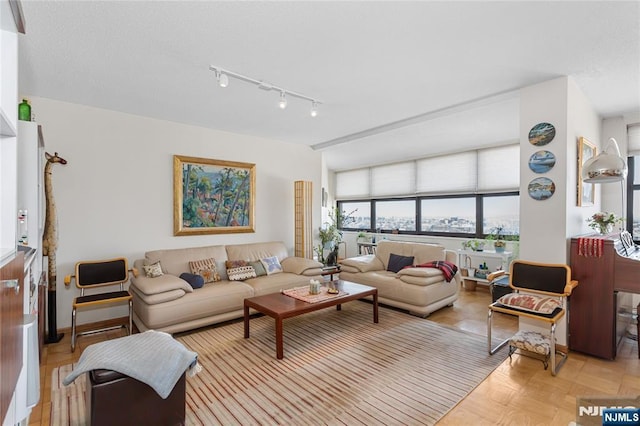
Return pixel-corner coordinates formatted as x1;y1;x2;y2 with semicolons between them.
17;121;44;300
457;249;514;289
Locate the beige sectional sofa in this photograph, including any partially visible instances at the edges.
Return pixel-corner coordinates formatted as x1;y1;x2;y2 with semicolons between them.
130;241;323;334
338;240;460;317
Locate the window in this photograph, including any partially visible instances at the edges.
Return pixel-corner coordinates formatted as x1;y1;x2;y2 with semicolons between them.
483;194;520;235
374;199;416;231
334;143;520;238
421;197;475;233
339;201;371;229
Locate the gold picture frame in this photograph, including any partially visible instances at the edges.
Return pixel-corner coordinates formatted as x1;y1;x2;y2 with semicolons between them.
173;155;255;235
577;137;597;207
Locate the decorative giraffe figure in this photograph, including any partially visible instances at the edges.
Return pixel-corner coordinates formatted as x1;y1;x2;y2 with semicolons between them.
42;151;67;343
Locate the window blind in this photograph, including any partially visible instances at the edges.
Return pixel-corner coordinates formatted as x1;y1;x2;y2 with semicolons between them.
477;145;520;191
416;151;477;194
371;162;416;197
335;169;369;199
628;124;640;156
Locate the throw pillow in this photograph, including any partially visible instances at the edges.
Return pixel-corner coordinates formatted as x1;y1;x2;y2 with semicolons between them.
225;259;248;269
249;260;267;277
260;256;283;275
497;293;561;315
179;272;205;289
227;266;257;281
189;258;221;283
143;261;164;278
387;253;414;273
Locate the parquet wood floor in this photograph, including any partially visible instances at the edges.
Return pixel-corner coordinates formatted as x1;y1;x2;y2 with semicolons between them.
28;285;638;425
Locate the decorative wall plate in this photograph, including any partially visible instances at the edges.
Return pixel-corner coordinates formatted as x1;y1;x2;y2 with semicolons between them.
528;122;556;146
528;177;555;200
528;150;556;173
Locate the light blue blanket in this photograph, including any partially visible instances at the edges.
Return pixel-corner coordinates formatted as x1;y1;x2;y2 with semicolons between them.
63;330;198;399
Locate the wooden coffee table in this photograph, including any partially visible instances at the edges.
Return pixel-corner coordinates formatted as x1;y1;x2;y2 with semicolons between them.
244;280;378;359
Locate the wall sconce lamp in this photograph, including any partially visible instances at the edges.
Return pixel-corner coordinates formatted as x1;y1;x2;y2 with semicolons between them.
209;65;321;117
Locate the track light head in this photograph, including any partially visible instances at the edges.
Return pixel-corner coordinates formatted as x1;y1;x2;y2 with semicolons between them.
310;101;318;117
279;92;287;109
217;72;229;88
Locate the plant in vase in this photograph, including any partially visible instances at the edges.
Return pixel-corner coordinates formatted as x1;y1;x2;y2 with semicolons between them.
486;226;507;253
587;212;622;235
317;206;356;265
462;239;485;252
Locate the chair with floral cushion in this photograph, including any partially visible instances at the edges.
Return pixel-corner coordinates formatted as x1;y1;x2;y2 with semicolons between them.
64;258;135;352
487;260;578;375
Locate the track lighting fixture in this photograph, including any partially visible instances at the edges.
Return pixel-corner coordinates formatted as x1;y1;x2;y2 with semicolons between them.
209;65;321;116
217;72;229;88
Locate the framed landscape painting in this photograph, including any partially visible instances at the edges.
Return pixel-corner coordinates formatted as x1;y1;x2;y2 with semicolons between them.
174;155;255;235
577;137;596;207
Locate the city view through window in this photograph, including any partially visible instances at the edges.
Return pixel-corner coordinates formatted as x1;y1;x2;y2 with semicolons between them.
339;195;520;236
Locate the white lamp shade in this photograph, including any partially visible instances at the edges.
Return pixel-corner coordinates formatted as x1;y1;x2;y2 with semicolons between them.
581;138;628;183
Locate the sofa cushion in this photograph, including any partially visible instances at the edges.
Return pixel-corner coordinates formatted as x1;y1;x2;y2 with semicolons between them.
129;285;187;305
376;240;444;270
132;274;194;295
280;257;324;275
179;272;205;289
339;255;384;273
146;245;229;280
188;258;221;283
225;241;289;263
387;253;414;273
260;256;283;275
143;261;164;278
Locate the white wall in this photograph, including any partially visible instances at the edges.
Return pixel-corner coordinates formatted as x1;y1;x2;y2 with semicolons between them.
519;77;570;263
566;78;602;241
28;96;322;328
519;76;602;346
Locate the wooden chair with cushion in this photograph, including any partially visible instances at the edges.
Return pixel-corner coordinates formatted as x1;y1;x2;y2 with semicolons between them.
487;260;578;376
64;257;135;351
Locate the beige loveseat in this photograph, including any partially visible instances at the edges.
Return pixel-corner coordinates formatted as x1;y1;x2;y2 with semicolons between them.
338;240;460;317
130;241;323;333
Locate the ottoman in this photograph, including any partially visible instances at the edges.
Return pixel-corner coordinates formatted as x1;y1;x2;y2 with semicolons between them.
86;369;186;426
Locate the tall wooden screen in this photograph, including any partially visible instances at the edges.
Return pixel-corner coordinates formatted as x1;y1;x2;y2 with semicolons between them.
294;181;313;259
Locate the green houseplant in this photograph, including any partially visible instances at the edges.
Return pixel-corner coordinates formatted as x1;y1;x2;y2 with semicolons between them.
486;226;507;253
315;207;356;264
462;239;485;252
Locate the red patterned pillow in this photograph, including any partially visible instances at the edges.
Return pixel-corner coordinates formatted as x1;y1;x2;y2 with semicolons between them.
497;293;561;314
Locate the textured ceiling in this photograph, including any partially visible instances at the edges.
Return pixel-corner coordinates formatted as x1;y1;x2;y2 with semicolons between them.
18;1;640;171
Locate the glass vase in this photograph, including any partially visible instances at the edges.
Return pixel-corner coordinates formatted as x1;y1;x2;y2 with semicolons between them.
597;223;613;235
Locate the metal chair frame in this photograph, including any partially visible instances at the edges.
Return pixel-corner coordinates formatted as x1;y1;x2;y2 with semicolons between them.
487;260;578;376
64;257;135;351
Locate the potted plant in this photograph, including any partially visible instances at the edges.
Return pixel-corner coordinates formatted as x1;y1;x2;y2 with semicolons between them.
316;207;356;264
587;211;622;235
486;226;507;253
462;239;485;252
